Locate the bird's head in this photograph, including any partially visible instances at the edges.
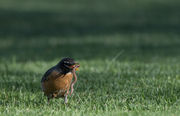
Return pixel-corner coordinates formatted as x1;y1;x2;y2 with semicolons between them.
57;57;80;73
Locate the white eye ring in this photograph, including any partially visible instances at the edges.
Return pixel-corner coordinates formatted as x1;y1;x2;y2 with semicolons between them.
64;61;69;64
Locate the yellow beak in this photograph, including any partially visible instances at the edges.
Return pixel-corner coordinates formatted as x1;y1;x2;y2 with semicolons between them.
75;68;79;71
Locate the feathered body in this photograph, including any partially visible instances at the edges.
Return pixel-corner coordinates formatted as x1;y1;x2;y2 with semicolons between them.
41;58;79;103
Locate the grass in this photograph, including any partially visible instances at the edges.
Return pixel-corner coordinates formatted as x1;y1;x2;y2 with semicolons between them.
0;0;180;116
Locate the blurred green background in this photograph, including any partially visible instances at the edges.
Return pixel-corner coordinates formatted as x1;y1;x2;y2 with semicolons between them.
0;0;180;62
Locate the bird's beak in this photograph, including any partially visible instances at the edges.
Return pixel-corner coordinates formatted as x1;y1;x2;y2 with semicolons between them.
74;63;80;71
70;63;80;71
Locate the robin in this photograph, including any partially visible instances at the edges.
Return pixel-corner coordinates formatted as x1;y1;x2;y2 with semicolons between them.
41;58;80;103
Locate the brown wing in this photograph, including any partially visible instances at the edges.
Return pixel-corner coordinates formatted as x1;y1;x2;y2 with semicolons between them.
41;66;62;82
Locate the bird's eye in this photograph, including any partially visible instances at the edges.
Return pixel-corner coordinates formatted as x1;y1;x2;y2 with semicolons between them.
64;61;70;64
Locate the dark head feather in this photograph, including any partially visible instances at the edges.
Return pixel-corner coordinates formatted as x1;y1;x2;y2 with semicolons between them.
57;57;76;74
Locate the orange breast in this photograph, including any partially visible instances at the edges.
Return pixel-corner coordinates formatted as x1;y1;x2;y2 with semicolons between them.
42;72;73;97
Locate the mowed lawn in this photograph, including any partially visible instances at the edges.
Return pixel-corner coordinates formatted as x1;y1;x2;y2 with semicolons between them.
0;0;180;116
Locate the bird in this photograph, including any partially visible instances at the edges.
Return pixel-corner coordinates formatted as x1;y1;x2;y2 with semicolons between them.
41;57;80;103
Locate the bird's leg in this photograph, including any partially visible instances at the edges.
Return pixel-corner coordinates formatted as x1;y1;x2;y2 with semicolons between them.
64;88;70;104
64;94;68;104
70;68;77;96
47;97;50;104
47;94;54;104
